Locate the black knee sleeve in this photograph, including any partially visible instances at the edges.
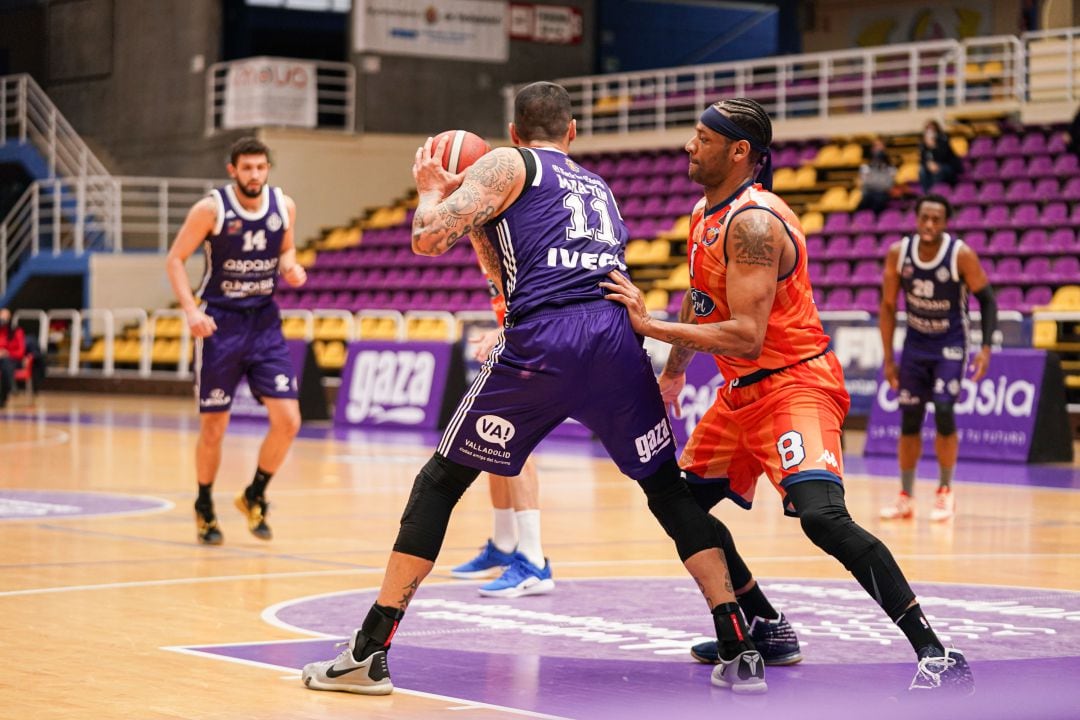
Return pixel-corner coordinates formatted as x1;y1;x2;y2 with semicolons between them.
934;401;956;436
392;454;479;561
900;405;925;435
639;460;719;562
787;480;915;620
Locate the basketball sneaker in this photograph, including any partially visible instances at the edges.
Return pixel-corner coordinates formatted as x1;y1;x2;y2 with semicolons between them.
234;491;272;540
710;649;767;694
930;486;955;522
194;499;223;545
478;553;555;598
690;613;802;666
909;647;974;694
302;633;393;695
880;491;915;520
450;539;516;579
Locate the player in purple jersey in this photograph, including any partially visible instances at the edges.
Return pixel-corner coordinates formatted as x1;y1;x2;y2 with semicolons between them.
303;82;773;696
165;137;307;545
879;194;997;522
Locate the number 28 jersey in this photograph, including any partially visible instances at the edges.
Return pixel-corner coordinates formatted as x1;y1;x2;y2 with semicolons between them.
482;147;628;325
197;184;289;310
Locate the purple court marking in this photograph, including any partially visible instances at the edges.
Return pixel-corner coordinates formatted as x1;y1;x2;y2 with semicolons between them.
181;578;1080;719
0;489;170;520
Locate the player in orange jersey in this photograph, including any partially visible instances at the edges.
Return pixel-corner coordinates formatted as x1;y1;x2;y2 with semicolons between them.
602;98;973;695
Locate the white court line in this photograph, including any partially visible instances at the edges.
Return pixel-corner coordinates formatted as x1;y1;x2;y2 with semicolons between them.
161;644;571;720
6;554;1080;599
0;428;70;450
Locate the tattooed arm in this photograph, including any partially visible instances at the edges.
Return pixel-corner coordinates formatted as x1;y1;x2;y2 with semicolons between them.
602;208;784;359
662;290;698;376
412;142;524;256
469;229;504;299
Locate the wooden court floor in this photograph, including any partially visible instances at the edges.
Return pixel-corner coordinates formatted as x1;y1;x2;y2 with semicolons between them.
2;393;1079;719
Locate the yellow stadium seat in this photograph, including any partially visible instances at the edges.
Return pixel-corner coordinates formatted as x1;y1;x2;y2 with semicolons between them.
644;288;669;312
281;316;308;340
658;214;691;240
154;316;183;339
656;264;690;290
813;145;843;168
895;161;920;185
407;317;450;341
1032;321;1057;349
320;340;347;370
315;316;349;341
839;142;863;166
625;239;652;264
646;239;671;263
771;167;798;192
793;165;817;189
950;136;969;157
81;339;105;363
847;188;862;210
360;316;401;339
814;187;850;213
114;338;142;364
1050;285;1080;310
800;211;824;235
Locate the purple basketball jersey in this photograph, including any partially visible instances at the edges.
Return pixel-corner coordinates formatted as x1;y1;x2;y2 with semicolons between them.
198;184;289;310
482;148;629;326
897;233;969;355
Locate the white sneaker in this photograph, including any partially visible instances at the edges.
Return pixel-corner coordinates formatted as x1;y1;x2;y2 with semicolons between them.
711;649;768;694
880;491;915;520
302;633;393;695
930;486;955;522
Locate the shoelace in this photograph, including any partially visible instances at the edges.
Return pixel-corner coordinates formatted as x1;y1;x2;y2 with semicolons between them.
916;653;957;684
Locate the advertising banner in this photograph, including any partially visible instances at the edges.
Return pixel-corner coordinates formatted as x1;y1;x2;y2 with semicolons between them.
223;57;317;129
509;3;583;44
354;0;508;61
335;341;456;430
864;349;1047;462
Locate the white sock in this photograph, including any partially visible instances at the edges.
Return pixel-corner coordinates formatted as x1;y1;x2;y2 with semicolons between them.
515;510;545;568
492;508;517;553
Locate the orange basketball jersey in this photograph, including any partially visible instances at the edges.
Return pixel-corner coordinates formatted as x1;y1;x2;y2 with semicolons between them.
687;182;829;382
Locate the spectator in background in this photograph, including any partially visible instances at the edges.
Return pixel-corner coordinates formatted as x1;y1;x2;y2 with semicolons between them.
856;138;896;213
918;120;962;194
0;307;27;408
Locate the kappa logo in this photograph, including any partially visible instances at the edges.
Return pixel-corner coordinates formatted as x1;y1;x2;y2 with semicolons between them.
817;449;839;468
266;213;283;232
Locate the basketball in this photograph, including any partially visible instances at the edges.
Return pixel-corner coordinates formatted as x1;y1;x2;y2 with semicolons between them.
433;129;490;173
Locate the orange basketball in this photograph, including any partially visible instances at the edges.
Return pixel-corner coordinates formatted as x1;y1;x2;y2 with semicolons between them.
433;130;490;173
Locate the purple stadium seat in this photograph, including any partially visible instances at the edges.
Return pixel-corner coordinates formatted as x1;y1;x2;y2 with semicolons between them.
853;287;880;312
1006;203;1037;230
1068;204;1080;228
849;210;877;232
995;286;1024;311
999;157;1027;178
808;261;824;281
1022;285;1053;311
970;158;999;181
625;177;651;198
1025;155;1055;179
977;181;1004;205
1037;202;1069;229
875;209;907;233
823;235;852;260
824;287;854;310
1047;132;1068;154
881;232;904;247
1023;256;1051;280
1052;154;1080;177
621;197;647;219
1019;132;1047;155
823;212;851;234
950;181;978;206
957;231;983;255
1048;228;1075;253
982;204;1011;230
850;234;879;259
608;177;632;197
1062;176;1080;201
987;230;1017;256
951;205;984;232
994;134;1022;156
823;261;851;286
993;257;1023;283
812;286;826;307
1004;179;1035;203
1016;229;1048;255
852;260;881;284
966;135;995;159
773;146;800;168
1033;177;1061;200
667;291;685;315
1050;255;1080;283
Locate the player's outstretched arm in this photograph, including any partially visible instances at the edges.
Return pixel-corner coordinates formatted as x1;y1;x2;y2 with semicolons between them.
166;198;218;338
602;209;781;359
412;144;523;256
879;242;902;390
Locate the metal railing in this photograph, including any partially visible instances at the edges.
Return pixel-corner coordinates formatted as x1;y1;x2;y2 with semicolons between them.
1024;26;1080;102
505;36;1026;135
205;57;355;135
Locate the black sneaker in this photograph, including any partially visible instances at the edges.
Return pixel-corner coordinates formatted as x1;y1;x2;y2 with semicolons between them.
691;613;802;666
194;500;223;545
234;491;272;540
909;647;974;694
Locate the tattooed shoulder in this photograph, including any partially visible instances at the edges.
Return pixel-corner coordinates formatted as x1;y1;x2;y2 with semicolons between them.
728;210;780;269
468;149;521;194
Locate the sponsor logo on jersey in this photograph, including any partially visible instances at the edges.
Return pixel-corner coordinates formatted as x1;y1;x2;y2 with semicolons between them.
936;266;951;282
345;350;436;424
476;414;516;448
634;418;672;463
267;213;283;232
201;388;232;408
545;248;626;271
703;226;722;246
691;288;716;317
565;158;580;172
221;278;275;297
222;257;279;274
227;219;243;235
901;264;914;278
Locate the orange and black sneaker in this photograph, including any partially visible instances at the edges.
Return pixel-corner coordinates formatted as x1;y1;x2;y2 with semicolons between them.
194;499;223;545
234;491;272;540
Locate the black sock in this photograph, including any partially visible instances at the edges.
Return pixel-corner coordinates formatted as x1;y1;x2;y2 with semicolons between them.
712;602;754;660
737;582;779;624
353;603;405;661
247;468;273;501
197;484;213;506
896;604;944;656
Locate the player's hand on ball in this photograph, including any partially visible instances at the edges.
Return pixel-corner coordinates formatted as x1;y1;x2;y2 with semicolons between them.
186;309;217;338
281;264;307;288
413;135;464;199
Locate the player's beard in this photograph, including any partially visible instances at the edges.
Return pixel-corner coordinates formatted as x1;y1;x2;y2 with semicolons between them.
236;180;264;198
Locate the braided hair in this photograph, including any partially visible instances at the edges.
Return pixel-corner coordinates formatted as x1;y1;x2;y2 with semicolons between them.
712;98;772;160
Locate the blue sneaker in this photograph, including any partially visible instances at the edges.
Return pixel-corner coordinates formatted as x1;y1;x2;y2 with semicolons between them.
478;553;555;598
450;539;516;579
691;613;802;666
909;647;974;694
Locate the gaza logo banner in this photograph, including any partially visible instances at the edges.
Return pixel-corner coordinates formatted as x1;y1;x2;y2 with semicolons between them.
335;341;454;430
